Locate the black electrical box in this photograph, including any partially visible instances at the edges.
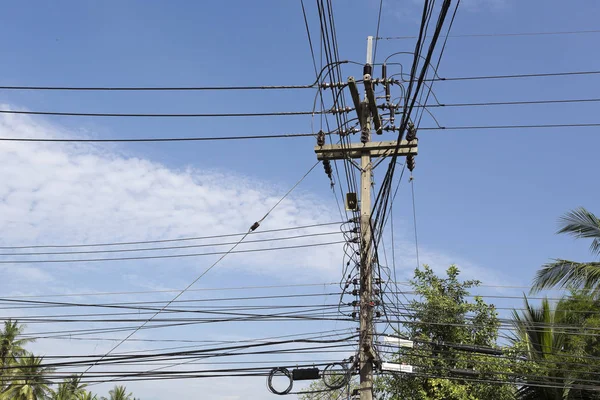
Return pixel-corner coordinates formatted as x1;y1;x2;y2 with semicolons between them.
292;367;320;381
346;193;358;211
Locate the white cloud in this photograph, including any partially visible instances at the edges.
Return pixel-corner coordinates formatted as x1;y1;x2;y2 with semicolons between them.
390;0;510;25
460;0;509;12
0;110;345;287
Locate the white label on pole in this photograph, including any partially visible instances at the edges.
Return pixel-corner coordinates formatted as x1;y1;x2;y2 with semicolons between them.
383;337;414;348
382;362;413;373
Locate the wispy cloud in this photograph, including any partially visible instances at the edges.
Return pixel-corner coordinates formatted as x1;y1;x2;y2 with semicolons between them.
460;0;510;12
0;110;345;291
389;0;510;26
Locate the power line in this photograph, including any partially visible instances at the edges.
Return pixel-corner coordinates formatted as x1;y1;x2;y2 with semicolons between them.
79;161;322;376
0;240;344;264
4;336;358;370
0;109;337;118
0;221;342;250
427;69;600;81
0;293;345;312
1;307;349;325
0;61;348;91
0;132;317;143
422;97;600;108
373;0;384;64
0;231;341;256
1;282;341;299
380;28;600;40
419;122;600;130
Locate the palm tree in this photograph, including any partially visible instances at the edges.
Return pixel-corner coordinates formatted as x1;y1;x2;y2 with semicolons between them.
53;376;88;400
101;386;133;400
1;320;35;368
0;354;54;400
511;297;569;400
532;208;600;293
76;392;98;400
1;320;35;389
512;295;600;400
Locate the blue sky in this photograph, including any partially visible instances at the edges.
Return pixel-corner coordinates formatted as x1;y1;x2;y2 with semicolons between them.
0;1;599;399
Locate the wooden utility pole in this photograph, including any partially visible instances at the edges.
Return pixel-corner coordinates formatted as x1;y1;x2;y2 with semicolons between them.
314;36;417;400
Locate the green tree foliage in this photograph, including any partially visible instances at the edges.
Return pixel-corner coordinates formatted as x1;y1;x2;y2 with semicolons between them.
533;208;600;293
298;378;357;400
53;376;88;400
378;265;516;400
101;386;135;400
1;320;36;390
76;393;98;400
0;321;135;400
0;354;54;400
512;292;600;400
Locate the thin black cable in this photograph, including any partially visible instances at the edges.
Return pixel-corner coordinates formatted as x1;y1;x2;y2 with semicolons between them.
304;0;353;228
317;0;360;230
428;69;600;81
0;240;344;263
0;221;343;250
0;109;336;118
0;62;348;91
419;122;600;130
321;0;357;202
381;28;600;40
0;132;317;143
421;97;600;108
4;336;358;370
2;282;341;299
0;293;346;313
415;0;460;129
378;340;600;372
371;0;446;242
0;231;341;256
373;0;384;63
411;177;420;268
389;358;600;388
4;306;351;325
79;161;322;376
26;328;355;347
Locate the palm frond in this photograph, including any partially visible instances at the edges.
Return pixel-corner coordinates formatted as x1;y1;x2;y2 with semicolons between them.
512;296;571;400
558;208;600;256
531;260;600;293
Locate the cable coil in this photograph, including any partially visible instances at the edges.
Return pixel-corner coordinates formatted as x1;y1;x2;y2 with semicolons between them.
267;367;294;395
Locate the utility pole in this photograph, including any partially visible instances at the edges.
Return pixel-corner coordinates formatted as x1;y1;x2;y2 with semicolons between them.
314;36;418;400
358;35;375;400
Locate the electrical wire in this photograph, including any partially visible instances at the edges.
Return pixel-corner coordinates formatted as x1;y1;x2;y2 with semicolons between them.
427;69;600;81
0;132;319;143
419;122;600;130
373;0;384;63
1;282;342;299
0;221;343;250
0;109;337;118
0;240;344;263
421;97;600;108
380;28;600;40
0;62;348;91
0;231;341;256
78;161;322;376
410;177;420;268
